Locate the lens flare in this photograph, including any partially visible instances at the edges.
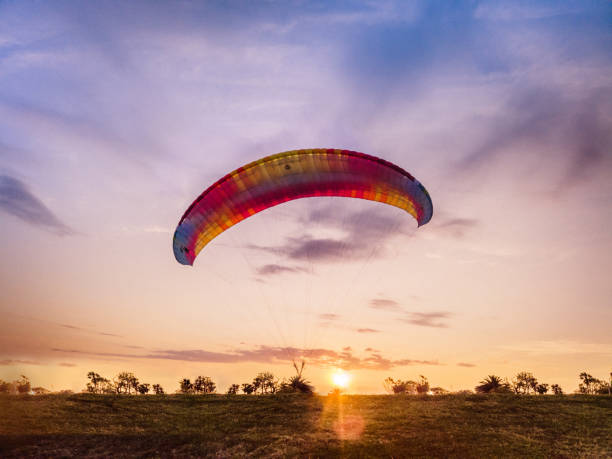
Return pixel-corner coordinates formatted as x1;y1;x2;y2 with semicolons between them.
332;370;350;388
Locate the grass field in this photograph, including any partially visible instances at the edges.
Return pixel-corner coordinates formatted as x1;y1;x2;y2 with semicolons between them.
1;393;611;457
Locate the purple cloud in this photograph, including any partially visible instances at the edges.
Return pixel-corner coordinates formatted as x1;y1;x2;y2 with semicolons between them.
0;175;73;235
52;344;441;370
369;298;403;312
402;312;452;328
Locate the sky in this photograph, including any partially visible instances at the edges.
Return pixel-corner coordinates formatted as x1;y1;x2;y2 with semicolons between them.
1;0;611;394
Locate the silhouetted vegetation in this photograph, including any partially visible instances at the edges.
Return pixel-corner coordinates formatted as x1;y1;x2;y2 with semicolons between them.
512;371;538;394
115;372;140;394
383;377;417;394
252;372;278;394
278;361;314;394
86;372;113;394
475;375;511;393
578;372;611;395
16;375;31;394
383;375;436;394
152;384;165;395
193;376;216;394
178;376;216;394
0;379;12;393
241;383;255;394
84;371;162;395
551;383;563;395
226;384;240;395
136;383;150;395
179;378;193;394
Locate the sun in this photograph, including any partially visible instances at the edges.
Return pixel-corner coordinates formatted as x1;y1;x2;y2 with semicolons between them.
332;370;351;388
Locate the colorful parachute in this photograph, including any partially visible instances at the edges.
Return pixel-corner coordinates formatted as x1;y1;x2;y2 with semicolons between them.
173;149;433;265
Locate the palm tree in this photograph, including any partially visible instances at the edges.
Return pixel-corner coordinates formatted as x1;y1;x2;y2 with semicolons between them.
475;375;510;393
281;360;314;394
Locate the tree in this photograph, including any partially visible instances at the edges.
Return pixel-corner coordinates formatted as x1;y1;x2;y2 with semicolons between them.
86;372;111;394
578;373;610;395
416;375;429;394
16;375;31;394
551;384;563;395
253;372;277;394
383;377;417;394
578;372;601;394
193;376;216;394
152;384;165;395
241;383;255;395
513;372;538;395
475;375;511;394
226;384;240;395
179;378;193;394
136;383;150;395
535;383;549;395
0;380;10;393
115;372;139;395
279;361;314;394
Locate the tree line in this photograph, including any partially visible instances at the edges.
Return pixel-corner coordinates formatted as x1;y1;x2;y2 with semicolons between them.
383;371;611;395
180;361;314;395
2;368;609;395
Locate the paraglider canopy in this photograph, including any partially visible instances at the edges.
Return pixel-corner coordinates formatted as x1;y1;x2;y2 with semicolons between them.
173;148;433;266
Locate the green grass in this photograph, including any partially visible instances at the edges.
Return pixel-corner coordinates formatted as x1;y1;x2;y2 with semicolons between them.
1;393;611;457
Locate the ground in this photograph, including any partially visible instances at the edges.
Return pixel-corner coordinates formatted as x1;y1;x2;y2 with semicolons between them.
1;393;611;457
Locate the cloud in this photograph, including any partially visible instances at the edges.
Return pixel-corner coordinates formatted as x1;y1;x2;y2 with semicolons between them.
0;359;42;366
247;205;411;265
356;328;380;333
457;362;476;367
318;313;341;321
429;216;479;239
255;264;308;276
459;86;612;189
52;344;441;370
60;323;122;338
58;362;77;367
369;298;403;312
0;175;73;235
499;340;612;356
402;311;452;328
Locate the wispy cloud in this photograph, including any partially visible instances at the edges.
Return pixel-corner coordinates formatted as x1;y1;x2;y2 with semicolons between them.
458;86;612;190
369;298;452;328
369;298;403;312
52;345;441;370
0;359;42;366
457;362;476;368
429;216;479;239
60;323;122;338
356;328;380;333
255;264;308;276
0;175;73;235
499;340;612;356
318;313;341;321
401;312;452;328
248;205;410;264
58;362;77;367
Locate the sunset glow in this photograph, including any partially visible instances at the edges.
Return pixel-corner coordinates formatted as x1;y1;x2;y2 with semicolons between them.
332;370;351;389
0;1;611;396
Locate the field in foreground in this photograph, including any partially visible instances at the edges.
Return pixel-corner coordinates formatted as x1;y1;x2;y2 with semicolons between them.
1;393;611;457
